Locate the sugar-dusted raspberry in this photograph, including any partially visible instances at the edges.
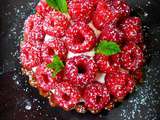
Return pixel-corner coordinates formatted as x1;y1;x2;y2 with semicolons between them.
43;10;70;38
64;22;96;53
105;69;135;100
68;0;94;23
34;64;57;92
64;55;97;87
41;38;68;64
24;14;45;42
112;0;130;19
120;17;143;43
20;41;42;70
50;81;81;110
94;53;121;73
121;43;144;72
36;0;52;17
92;0;130;30
83;82;110;113
99;24;124;43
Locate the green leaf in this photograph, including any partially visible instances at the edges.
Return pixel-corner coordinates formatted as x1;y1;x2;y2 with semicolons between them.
46;0;59;10
47;55;64;78
46;0;68;13
96;40;121;56
56;0;68;13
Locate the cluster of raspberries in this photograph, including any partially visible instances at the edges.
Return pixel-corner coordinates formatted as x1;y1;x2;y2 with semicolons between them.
20;0;144;113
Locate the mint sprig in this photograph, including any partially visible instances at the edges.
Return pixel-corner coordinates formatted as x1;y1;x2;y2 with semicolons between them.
46;0;68;13
47;55;64;78
96;40;121;56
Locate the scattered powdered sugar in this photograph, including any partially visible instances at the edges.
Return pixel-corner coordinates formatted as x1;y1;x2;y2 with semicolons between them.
1;0;160;119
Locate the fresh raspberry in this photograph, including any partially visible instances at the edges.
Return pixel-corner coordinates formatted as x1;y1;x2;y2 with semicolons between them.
36;0;52;17
20;41;42;70
64;55;97;87
24;14;45;42
50;81;81;110
64;22;96;53
99;24;124;43
41;38;68;64
112;0;130;19
34;64;57;92
92;0;130;30
94;53;121;73
43;10;70;38
121;43;144;72
83;82;110;113
68;0;94;23
120;17;143;43
105;69;135;100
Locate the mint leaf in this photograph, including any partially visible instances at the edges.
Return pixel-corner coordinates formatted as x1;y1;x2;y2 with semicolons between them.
96;40;121;56
46;0;59;10
56;0;68;13
46;0;68;13
47;55;64;78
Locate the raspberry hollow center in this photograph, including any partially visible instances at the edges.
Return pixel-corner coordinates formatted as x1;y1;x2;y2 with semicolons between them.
75;33;85;44
62;93;70;101
77;63;87;74
42;74;49;84
96;96;102;104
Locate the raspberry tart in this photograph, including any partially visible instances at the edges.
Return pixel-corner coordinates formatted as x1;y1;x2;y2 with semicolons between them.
20;0;145;113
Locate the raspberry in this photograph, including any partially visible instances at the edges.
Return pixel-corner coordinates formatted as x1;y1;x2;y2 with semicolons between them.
36;0;52;17
94;53;121;73
50;81;81;110
20;41;42;70
43;10;70;38
24;14;45;42
64;22;96;53
112;0;130;19
64;55;97;87
120;17;143;43
92;0;130;30
105;69;135;100
41;38;68;64
83;82;110;113
121;43;144;72
34;64;57;92
68;0;94;23
99;24;124;43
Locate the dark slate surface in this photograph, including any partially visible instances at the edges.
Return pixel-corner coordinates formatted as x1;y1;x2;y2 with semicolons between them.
0;0;160;120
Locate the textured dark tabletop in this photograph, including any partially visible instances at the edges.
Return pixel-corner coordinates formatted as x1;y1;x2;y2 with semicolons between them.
0;0;160;120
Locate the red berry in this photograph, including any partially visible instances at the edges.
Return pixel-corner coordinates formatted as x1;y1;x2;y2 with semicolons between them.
64;55;97;87
83;82;110;113
64;22;96;53
36;0;52;17
41;38;68;64
105;69;135;100
43;10;70;38
121;43;144;72
94;53;121;73
92;0;117;30
92;0;130;30
68;0;94;23
112;0;130;19
99;24;124;42
34;64;57;92
120;17;143;43
50;82;81;110
20;41;42;70
24;14;45;42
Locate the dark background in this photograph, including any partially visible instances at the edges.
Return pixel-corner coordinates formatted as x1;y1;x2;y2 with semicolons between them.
0;0;160;120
